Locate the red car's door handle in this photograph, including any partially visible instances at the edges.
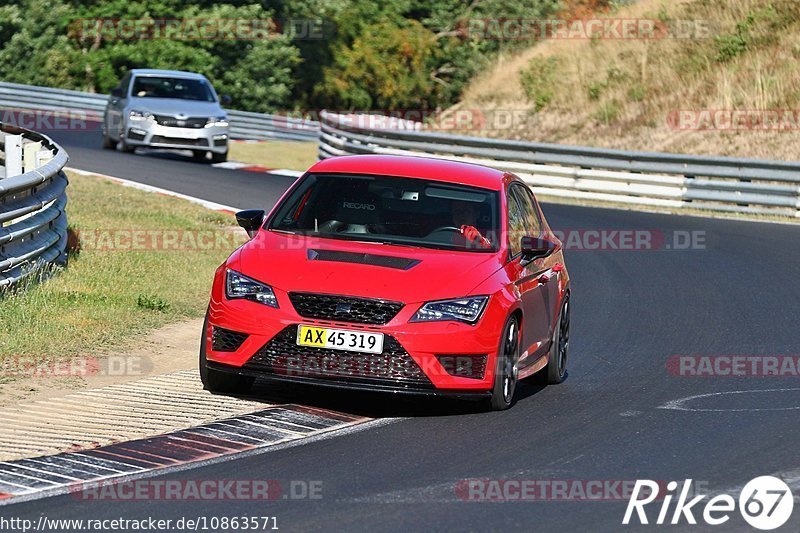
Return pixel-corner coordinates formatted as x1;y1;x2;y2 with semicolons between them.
537;264;564;284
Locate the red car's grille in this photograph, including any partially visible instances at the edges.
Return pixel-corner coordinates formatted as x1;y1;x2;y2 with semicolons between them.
244;326;433;389
211;326;248;352
288;292;403;325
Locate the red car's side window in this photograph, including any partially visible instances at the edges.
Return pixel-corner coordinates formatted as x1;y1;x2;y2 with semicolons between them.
506;188;527;257
512;185;544;237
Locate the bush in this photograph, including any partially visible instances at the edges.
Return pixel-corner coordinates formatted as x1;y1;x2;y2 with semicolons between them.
137;294;170;312
520;56;560;111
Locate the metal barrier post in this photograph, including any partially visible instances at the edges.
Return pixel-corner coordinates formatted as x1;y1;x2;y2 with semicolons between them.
4;134;22;178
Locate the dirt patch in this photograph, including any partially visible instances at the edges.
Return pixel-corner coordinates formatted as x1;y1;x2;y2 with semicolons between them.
0;317;203;405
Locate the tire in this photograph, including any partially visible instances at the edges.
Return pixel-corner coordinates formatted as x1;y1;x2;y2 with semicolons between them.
119;138;135;153
192;150;208;161
199;314;255;394
489;315;520;411
102;131;117;150
541;294;570;385
211;150;228;163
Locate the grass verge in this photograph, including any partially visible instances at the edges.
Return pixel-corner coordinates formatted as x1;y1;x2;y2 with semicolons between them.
228;140;318;171
0;171;243;361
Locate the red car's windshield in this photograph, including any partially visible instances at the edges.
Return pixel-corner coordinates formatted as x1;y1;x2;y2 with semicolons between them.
270;173;500;252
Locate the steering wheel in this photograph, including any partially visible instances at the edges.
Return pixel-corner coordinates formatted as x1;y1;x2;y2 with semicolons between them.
427;226;462;236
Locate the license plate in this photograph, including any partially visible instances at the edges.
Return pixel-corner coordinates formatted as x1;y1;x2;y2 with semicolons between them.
296;325;384;354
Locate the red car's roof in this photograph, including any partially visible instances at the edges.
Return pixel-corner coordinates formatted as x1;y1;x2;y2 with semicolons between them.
307;155;507;191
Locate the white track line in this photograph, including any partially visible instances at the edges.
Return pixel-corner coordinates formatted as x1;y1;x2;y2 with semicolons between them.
66;167;241;213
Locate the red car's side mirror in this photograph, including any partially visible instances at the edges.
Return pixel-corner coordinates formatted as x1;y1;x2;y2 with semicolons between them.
236;210;265;238
521;236;557;261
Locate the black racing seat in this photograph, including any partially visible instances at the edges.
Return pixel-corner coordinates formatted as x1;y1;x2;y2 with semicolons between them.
318;191;382;234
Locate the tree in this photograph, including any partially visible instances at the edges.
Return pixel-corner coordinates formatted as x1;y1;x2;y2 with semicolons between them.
314;20;438;111
219;37;302;113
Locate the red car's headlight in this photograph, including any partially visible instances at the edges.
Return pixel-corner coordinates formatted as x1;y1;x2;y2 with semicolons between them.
410;296;489;324
225;269;278;308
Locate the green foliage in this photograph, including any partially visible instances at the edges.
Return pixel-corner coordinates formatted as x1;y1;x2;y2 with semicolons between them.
714;5;782;63
715;31;749;63
627;84;646;102
520;56;560;110
587;81;604;101
314;20;437;110
136;294;170;312
585;65;627;102
0;1;85;90
218;38;301;113
0;0;563;113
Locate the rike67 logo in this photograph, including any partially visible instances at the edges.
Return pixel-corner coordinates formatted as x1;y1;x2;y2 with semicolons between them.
623;477;794;530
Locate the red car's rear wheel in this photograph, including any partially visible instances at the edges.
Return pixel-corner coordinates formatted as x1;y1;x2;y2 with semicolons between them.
543;294;570;384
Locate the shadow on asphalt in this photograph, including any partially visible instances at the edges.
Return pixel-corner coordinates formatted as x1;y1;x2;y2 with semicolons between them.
224;377;551;419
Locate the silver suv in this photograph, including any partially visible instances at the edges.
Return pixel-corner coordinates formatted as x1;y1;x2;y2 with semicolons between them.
102;69;230;162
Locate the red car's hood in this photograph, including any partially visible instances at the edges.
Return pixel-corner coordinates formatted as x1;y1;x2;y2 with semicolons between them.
229;230;503;304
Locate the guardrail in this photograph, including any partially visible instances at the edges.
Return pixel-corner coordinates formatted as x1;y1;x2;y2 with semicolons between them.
0;81;319;142
0;122;69;289
319;111;800;218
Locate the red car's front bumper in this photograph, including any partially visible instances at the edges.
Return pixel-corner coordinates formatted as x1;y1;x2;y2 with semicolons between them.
205;266;508;396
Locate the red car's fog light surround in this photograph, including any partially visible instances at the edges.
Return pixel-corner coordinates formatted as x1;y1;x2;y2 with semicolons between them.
211;326;249;353
435;354;488;380
436;354;489;379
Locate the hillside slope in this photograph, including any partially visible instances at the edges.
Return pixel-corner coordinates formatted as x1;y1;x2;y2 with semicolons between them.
446;0;800;160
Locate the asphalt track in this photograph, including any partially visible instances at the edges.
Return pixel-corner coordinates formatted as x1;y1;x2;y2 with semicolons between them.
4;129;800;531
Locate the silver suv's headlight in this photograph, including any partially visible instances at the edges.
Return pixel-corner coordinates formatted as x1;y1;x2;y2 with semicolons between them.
129;109;152;121
206;116;228;128
411;296;488;324
225;269;278;308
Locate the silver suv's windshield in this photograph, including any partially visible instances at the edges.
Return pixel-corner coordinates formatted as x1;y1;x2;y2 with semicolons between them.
270;173;500;252
131;76;215;102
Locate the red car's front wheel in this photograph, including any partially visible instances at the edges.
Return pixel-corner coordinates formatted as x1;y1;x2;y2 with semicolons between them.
489;316;520;410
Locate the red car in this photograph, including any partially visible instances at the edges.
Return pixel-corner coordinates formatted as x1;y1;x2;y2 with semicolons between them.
201;155;571;410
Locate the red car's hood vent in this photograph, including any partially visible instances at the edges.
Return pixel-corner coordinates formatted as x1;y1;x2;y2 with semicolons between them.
307;249;420;271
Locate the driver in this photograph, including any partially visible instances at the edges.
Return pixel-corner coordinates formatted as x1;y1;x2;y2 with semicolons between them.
451;201;492;249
